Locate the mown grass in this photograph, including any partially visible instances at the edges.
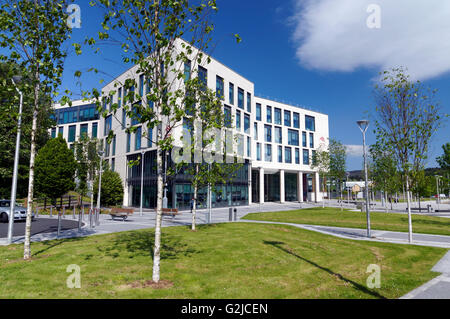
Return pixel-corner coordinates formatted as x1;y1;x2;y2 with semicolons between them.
242;207;450;236
0;223;445;299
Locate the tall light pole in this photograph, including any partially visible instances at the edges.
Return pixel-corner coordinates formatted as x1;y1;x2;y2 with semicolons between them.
7;76;23;245
97;150;104;214
357;119;371;238
140;148;146;216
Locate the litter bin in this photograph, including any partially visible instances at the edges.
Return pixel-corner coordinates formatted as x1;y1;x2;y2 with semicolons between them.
233;208;237;221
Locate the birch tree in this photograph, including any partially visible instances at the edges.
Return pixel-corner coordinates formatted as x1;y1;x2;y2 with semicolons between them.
311;144;329;208
373;67;445;242
0;0;73;259
81;0;237;282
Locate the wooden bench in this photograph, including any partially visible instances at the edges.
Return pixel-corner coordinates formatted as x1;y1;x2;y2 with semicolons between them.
110;207;134;221
155;208;179;218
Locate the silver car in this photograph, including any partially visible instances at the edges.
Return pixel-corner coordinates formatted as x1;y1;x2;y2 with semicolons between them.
0;200;35;223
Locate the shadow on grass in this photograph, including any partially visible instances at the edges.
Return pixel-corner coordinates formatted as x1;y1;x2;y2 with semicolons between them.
33;237;84;257
263;240;387;299
103;230;199;260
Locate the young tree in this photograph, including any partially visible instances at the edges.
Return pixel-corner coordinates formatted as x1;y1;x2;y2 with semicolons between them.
0;0;74;259
73;135;101;208
329;139;346;207
373;67;445;242
93;169;124;207
369;142;400;211
0;62;54;198
437;143;450;173
311;144;330;207
34;136;77;204
81;0;237;282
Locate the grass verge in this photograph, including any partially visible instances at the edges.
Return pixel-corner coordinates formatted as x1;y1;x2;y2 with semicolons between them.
0;222;445;298
242;207;450;236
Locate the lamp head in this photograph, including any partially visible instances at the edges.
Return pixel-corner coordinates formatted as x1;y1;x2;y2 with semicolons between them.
357;119;369;132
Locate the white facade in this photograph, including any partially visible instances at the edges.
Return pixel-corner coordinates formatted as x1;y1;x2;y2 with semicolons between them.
71;39;329;208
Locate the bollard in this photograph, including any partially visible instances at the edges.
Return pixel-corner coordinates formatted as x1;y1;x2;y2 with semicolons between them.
233;208;237;221
57;211;62;238
50;206;53;218
78;209;82;232
229;208;233;222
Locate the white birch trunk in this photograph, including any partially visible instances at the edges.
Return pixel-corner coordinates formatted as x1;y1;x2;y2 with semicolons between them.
406;175;413;243
23;78;39;260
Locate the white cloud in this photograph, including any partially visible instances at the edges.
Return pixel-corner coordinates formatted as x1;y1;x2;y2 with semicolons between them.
291;0;450;80
345;145;364;157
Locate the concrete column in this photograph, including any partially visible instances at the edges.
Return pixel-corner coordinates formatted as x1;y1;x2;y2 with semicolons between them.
314;172;320;203
280;169;285;203
298;171;303;202
259;167;264;204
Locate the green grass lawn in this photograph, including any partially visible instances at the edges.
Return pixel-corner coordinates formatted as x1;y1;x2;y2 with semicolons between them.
0;223;446;299
242;207;450;236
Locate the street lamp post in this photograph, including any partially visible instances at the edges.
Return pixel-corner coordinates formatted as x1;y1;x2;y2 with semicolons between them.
96;150;104;225
7;76;23;245
357;119;371;238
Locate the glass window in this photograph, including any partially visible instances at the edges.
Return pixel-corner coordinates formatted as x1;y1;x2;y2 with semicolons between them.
139;74;144;97
256;103;261;121
80;124;88;138
184;60;191;82
92;123;97;138
278;146;282;163
303;149;309;165
198;66;207;89
236;110;241;130
216;75;224;100
254;122;258;140
105;140;110;157
293;112;300;128
68;125;76;143
112;135;116;156
244;114;250;134
284;110;291;127
256;143;261;161
237;134;244;157
266;106;272;123
238;88;244;109
58;126;64;137
51;128;56;138
310;133;314;148
224;105;232;128
111;158;115;172
247;93;251;113
295;148;300;164
305;115;315;131
148;128;153;148
264;125;272;142
274;108;281;125
120;109;126;130
265;144;272;162
118;87;122;108
229;83;234;105
247;136;251;157
104;115;112;136
285;147;292;163
131;103;142;126
302;131;307;147
275;126;282;144
135;126;142;150
126;133;131;153
288;129;299;146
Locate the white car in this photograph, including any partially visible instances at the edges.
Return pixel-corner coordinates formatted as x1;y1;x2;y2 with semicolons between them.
0;200;35;223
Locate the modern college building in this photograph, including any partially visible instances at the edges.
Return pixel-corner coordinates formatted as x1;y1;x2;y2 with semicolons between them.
52;39;329;210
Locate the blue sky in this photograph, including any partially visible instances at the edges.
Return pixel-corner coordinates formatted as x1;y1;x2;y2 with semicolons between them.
60;0;449;170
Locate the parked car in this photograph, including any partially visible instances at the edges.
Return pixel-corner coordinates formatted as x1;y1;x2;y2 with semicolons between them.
434;194;447;199
0;200;35;223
